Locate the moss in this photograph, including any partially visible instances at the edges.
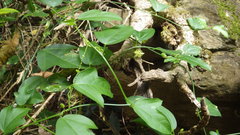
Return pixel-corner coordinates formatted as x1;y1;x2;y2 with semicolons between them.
211;0;240;40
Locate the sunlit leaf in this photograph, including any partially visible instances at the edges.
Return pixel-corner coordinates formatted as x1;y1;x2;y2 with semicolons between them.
0;8;19;15
149;0;169;12
73;68;113;107
181;44;201;56
212;25;229;38
56;114;97;135
38;0;63;7
0;106;30;134
209;131;220;135
154;47;211;70
94;25;134;45
78;10;122;21
187;17;208;30
179;55;211;70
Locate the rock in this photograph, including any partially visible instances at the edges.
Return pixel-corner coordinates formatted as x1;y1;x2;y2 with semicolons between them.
188;50;240;96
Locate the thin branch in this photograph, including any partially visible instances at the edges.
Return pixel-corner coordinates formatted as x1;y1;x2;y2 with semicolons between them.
13;93;56;135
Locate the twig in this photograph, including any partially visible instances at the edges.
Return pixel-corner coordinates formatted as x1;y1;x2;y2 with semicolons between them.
179;97;210;135
0;71;24;102
13;93;56;135
177;78;201;109
122;109;131;135
122;2;132;25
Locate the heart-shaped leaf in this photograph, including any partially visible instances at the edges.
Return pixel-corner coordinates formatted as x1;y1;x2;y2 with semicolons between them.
56;114;97;135
73;68;113;107
78;10;122;21
94;25;134;45
38;0;63;7
133;28;155;43
0;106;30;134
149;0;169;12
187;17;208;30
14;76;47;105
128;96;176;134
37;44;84;71
79;43;112;66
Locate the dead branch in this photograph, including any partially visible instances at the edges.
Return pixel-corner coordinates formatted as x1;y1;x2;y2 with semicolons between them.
179;97;210;135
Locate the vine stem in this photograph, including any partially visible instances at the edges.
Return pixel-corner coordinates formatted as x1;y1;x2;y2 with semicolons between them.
75;27;128;101
16;103;129;131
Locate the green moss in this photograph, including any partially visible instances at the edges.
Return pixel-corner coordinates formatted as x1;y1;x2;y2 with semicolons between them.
211;0;240;40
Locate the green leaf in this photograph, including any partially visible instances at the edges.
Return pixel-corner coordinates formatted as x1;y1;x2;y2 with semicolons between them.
149;0;169;12
79;43;112;66
187;17;208;30
181;44;202;56
56;114;97;135
178;55;211;70
154;47;211;70
0;16;16;23
0;8;19;15
0;66;7;83
209;131;220;135
94;25;134;45
14;76;47;105
0;106;30;134
157;106;177;131
154;47;182;56
212;25;229;38
7;55;19;65
73;68;113;107
72;0;89;4
78;10;122;21
43;74;70;92
27;0;35;12
24;10;49;18
27;90;44;105
197;97;222;117
37;44;84;71
128;96;176;134
38;0;63;7
133;28;155;43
